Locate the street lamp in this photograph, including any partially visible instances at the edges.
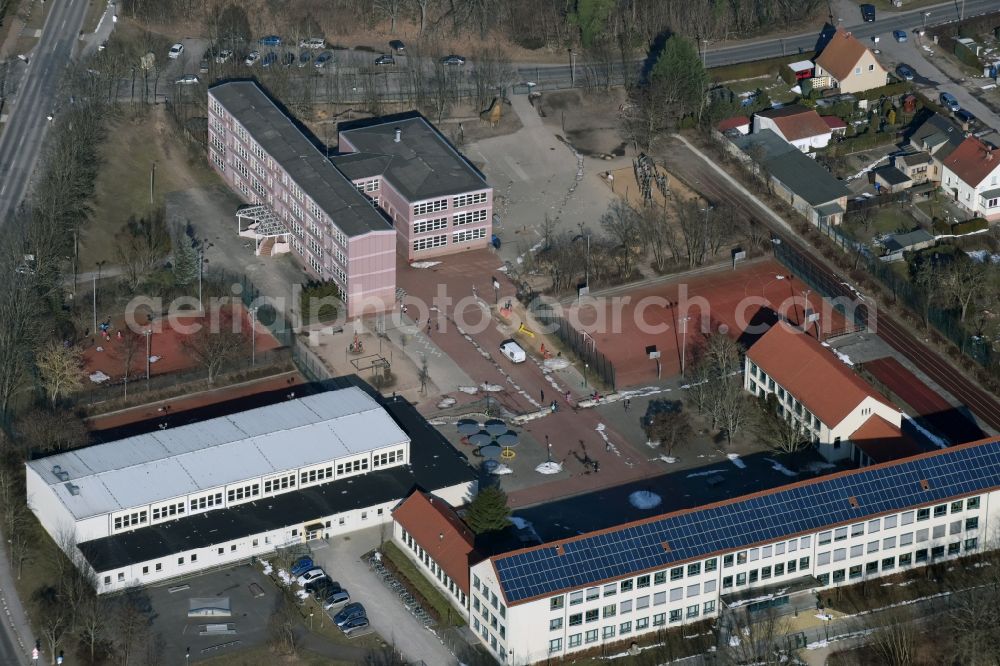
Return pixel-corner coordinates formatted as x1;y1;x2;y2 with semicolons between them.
572;233;591;298
92;260;106;336
568;49;576;87
701;39;710;67
545;434;552;462
923;11;931;30
250;306;258;367
584;362;589;388
144;329;152;382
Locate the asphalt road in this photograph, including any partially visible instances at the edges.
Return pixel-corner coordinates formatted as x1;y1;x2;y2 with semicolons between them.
0;0;90;221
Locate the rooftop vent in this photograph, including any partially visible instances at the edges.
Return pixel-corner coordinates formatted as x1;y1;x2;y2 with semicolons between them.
65;482;80;496
920;479;931;491
394;127;401;143
848;496;859;508
556;544;565;556
661;541;671;552
52;465;70;482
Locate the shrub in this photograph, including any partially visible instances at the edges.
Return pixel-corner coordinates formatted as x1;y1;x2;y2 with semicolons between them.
952;218;989;235
932;218;951;235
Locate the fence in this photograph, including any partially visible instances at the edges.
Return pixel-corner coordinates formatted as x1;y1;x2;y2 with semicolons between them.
527;299;616;390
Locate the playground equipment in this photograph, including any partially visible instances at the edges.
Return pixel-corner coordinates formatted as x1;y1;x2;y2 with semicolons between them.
480;97;504;127
348;334;364;354
539;343;553;360
517;323;535;338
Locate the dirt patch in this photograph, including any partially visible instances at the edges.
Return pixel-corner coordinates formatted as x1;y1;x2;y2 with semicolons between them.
80;105;220;269
535;88;628;158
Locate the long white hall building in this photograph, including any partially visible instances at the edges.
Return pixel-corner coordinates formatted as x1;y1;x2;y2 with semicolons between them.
468;436;1000;664
26;382;475;592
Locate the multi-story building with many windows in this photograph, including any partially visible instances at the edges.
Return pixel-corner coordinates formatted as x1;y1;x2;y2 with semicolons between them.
744;321;905;462
208;81;397;317
467;436;1000;664
332;114;493;261
26;381;476;593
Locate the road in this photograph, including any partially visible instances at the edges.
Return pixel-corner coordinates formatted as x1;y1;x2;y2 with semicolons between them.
0;0;90;221
664;135;1000;433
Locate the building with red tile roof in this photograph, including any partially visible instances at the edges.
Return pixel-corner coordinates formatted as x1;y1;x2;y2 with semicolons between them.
393;490;481;610
717;115;750;135
821;115;847;135
813;29;888;94
850;414;926;466
941;136;1000;220
744;321;902;461
753;105;832;152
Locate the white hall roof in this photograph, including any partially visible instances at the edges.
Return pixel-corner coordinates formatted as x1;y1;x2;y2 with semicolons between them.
28;387;409;520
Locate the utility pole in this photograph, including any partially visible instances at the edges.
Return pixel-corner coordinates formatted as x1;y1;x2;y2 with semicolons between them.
150;161;156;206
250;307;258;366
145;329;152;382
569;49;576;87
681;317;689;378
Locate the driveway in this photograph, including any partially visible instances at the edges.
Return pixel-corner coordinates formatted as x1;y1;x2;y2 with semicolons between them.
876;33;1000;130
310;527;458;666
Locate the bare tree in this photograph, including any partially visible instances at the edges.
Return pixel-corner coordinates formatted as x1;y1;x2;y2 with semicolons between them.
645;405;693;457
14;409;88;456
638;203;677;272
470;45;516;111
36;342;84;406
940;256;990;323
750;394;810;454
32;585;69;666
116;209;170;292
267;592;299;655
0;463;33;580
864;606;920;666
181;306;249;384
721;606;791;665
112;591;154;666
600;199;643;280
375;0;405;33
692;333;748;444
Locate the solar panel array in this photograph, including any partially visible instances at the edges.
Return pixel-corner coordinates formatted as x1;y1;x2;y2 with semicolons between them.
493;438;1000;604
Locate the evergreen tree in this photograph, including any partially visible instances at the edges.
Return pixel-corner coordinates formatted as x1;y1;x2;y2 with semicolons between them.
172;227;198;287
465;485;512;535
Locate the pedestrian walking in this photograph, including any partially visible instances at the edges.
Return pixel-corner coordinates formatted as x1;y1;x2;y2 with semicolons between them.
624;398;631;412
606;441;611;452
540;389;545;403
565;390;571;403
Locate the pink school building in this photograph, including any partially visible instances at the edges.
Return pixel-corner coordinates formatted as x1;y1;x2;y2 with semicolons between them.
206;81;492;317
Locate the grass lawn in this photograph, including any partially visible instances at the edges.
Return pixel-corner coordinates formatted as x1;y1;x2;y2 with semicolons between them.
380;541;465;627
82;0;106;33
199;645;355;666
871;206;918;235
80;105;220;269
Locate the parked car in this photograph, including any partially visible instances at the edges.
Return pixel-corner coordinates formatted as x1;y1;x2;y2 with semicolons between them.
168;43;184;59
199;58;209;74
500;340;526;364
441;54;466;66
290;556;314;577
305;579;339;597
939;91;960;112
298;51;312;67
174;75;199;85
374;54;394;66
341;616;370;636
955;109;977;126
296;568;326;586
244;51;261;66
334;603;366;627
860;4;875;22
262;51;278;67
299;37;325;49
259;35;282;46
283;51;295;66
389;39;405;53
314;51;333;68
893;30;907;43
895;64;915;81
323;589;351;610
215;49;233;64
98;40;108;51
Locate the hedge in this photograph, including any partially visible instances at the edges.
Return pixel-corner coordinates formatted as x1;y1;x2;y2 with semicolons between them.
857;81;913;101
709;52;816;83
953;218;989;235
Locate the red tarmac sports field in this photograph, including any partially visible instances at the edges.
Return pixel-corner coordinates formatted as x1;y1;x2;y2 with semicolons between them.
565;259;848;388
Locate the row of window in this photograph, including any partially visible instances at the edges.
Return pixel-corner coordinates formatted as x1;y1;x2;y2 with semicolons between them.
452;192;487;208
264;474;296;494
227;483;260;503
413;235;447;252
723;557;811;589
413;199;448;216
400;529;467;605
355;179;380;193
413;217;448;234
113;511;147;531
551;559;722;610
337;458;369;475
151;502;185;522
452;209;488;227
372;449;404;468
453;228;486;244
301;467;334;485
816;539;977;585
549;603;716;653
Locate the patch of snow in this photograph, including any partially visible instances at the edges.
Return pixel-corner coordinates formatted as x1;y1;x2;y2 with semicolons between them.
296;589;310;600
832;349;854;366
765;457;798;477
480;383;504;392
436;397;457;409
815;613;833;621
660;455;677;464
509;517;530;530
727;453;747;469
904;415;948;448
629;490;662;510
277;569;293;586
803;461;836;474
543;357;571;370
687;469;725;478
536;461;563;474
807;639;829;650
458;386;479;395
490;464;513;475
409;261;441;269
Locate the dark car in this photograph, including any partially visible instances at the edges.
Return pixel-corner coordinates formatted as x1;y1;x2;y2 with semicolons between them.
341;616;370;636
290;556;314;577
298;50;312;67
259;35;282;46
389;39;405;53
283;51;295;66
441;54;466;66
334;602;366;627
261;51;278;67
860;4;875;21
315;51;333;68
895;64;915;81
374;54;394;66
308;579;342;598
955;109;977;126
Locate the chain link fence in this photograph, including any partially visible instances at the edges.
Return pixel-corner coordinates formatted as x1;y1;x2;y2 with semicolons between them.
526;298;616;391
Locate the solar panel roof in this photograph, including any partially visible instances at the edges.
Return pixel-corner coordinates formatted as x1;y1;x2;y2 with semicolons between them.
492;437;1000;605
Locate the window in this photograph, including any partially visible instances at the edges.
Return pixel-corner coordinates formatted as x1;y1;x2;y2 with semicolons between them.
621;579;634;593
787;560;797;573
413;199;448;216
452;192;488;208
670;609;682;623
686;583;700;597
818;552;831;566
620;600;633;613
118;572;125;582
737;551;748;564
585;629;598;643
653;613;666;626
724;554;734;568
603;604;616;618
569;591;583;606
723;575;733;589
966;517;979;531
833;569;846;583
604;583;617;596
412;235;447;252
568;634;581;648
550;618;562;631
749;570;758;584
799;556;810;569
933;525;946;539
948;542;961;555
916;528;929;542
850;544;863;558
178;557;185;565
620;620;633;634
585;610;598;623
547;637;562;653
851;523;865;537
901;511;914;525
834;549;846;562
900;532;913;546
654;591;666;606
637;574;650;588
849;565;862;579
817;573;830;585
899;553;912;566
686;605;699;619
736;573;746;586
749;548;759;562
931;545;945;558
569;613;582;627
882;557;895;570
670;567;684;581
965;538;978;550
866;561;878;574
653;572;666;585
412;217;448;234
586;587;600;601
142;566;149;575
934;504;947;518
883;536;896;549
834;527;848;541
967;497;980;510
867;541;879;554
704;600;716;614
917;508;930;521
602;626;616;639
636;596;650;610
868;519;880;534
884;515;897;529
687;563;701;577
915;549;928;563
818;531;832;545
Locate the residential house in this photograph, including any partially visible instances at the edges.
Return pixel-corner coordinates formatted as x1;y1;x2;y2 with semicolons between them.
813;29;889;94
893;151;936;184
734;130;850;226
753;105;833;152
941;136;1000;221
716;115;750;135
872;165;913;193
744;321;903;461
822;115;848;137
906;113;965;182
880;229;936;262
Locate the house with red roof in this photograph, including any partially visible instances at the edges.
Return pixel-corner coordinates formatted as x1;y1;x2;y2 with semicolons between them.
940;136;1000;220
716;115;750;135
752;105;832;152
393;490;482;614
745;321;903;462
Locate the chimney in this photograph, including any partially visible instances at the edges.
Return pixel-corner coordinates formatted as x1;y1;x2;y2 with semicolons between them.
394;127;401;143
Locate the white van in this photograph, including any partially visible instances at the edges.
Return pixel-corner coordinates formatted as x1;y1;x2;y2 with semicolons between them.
500;340;527;363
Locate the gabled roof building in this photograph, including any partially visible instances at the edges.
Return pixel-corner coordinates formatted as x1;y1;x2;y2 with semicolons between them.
941;136;1000;220
752;105;832;152
813;29;888;94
